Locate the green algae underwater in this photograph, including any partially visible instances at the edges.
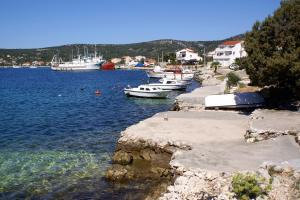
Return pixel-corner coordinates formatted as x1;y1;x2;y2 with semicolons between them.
0;151;110;196
0;68;193;198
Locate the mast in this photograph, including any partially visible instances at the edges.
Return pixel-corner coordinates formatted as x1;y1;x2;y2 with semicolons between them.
76;46;80;59
94;44;97;58
203;46;206;68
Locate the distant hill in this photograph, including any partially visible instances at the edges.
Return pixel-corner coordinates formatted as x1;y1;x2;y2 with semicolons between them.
0;34;245;66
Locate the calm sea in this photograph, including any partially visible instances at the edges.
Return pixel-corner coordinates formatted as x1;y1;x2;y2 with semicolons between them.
0;68;199;199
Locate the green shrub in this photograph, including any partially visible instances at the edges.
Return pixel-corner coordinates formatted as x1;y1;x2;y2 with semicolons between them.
232;173;270;200
227;72;241;88
211;61;220;73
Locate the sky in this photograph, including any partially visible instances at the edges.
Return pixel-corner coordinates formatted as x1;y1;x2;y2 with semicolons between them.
0;0;281;48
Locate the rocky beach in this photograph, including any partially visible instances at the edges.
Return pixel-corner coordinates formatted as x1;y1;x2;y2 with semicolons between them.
106;67;300;199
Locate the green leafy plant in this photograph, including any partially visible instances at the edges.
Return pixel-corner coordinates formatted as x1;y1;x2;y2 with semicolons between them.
232;173;271;200
226;72;241;88
211;61;220;73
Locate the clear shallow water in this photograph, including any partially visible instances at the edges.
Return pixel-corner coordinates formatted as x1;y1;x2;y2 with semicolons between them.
0;68;199;199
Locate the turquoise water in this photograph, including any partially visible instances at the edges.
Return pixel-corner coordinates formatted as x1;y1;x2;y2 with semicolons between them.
0;68;199;199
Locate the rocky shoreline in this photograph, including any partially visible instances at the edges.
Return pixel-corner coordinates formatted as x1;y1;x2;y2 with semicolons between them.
105;68;300;199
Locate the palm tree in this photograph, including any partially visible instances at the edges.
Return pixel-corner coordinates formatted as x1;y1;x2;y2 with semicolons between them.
211;61;220;73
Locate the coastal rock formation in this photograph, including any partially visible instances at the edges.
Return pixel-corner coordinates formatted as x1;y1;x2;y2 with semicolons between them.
245;109;300;143
160;169;233;200
160;162;300;200
107;109;300;199
105;140;175;182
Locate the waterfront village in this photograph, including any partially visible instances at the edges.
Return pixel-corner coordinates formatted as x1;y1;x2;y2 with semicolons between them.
0;40;245;70
1;1;300;199
2;32;300;200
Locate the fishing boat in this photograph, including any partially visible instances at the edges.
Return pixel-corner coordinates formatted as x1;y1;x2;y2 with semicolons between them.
101;62;115;70
51;46;105;71
148;79;188;90
124;85;171;98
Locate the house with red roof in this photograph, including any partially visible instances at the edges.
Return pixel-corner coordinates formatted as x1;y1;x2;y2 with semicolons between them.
212;40;247;67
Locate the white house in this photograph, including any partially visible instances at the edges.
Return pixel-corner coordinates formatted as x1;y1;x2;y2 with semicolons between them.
206;51;216;58
213;40;247;67
111;58;122;64
176;48;202;64
122;56;133;65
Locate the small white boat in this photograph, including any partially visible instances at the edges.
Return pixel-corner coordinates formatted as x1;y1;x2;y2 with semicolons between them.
124;85;171;98
148;79;188;90
146;66;194;80
158;78;191;85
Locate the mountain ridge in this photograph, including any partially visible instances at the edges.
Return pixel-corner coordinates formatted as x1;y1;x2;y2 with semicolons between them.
0;34;245;65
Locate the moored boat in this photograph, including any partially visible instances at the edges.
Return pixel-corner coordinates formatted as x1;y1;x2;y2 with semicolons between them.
101;62;115;70
51;46;105;71
124;85;171;98
148;79;188;90
146;66;194;80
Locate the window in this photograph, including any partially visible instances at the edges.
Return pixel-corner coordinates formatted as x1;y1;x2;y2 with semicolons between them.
225;51;232;56
140;87;144;90
153;88;157;90
146;88;150;91
217;52;224;56
166;81;172;84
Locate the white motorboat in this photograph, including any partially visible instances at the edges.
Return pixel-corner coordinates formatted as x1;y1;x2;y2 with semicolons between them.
158;78;191;85
124;85;171;98
146;66;194;80
148;79;188;90
51;46;105;71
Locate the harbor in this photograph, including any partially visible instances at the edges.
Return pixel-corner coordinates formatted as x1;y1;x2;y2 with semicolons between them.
1;0;300;199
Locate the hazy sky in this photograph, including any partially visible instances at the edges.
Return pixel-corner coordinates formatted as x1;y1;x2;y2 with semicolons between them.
0;0;281;48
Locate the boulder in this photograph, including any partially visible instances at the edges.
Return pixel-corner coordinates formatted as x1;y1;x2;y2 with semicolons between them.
112;151;133;165
105;164;128;181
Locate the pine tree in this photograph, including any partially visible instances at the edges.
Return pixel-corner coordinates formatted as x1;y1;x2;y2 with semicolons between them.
244;0;300;99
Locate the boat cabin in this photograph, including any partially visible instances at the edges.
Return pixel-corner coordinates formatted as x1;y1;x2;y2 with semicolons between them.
138;85;162;91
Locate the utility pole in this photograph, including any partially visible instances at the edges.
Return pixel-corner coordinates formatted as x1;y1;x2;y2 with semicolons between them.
203;46;206;68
